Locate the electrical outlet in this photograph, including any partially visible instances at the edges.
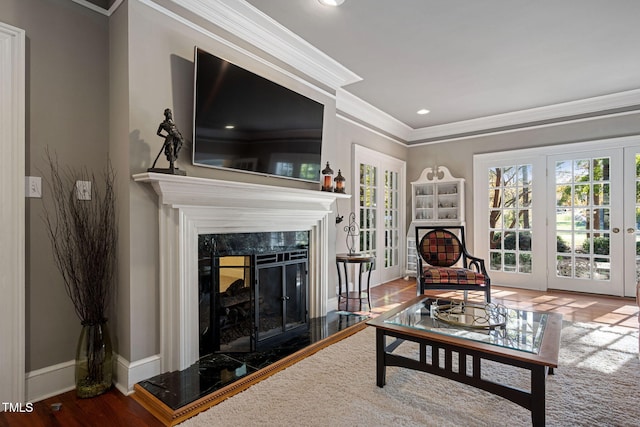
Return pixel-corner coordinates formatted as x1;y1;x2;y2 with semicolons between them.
25;176;42;198
76;180;92;201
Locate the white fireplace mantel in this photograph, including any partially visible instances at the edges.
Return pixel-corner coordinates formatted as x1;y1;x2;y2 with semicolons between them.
133;172;349;372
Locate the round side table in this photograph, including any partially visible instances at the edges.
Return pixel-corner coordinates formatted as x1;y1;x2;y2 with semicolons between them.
336;253;375;311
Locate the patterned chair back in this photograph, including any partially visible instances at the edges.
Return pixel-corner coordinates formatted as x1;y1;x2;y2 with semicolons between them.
419;229;462;267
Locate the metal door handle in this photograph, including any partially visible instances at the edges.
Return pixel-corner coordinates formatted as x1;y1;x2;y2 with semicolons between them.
612;228;620;233
628;228;636;234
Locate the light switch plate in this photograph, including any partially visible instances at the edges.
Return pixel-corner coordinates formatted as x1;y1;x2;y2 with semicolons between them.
25;176;42;198
76;180;92;201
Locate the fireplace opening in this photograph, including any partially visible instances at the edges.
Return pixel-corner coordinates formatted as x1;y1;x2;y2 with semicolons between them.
198;232;310;356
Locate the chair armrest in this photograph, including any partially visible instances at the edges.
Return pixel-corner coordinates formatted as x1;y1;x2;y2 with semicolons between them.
462;252;489;276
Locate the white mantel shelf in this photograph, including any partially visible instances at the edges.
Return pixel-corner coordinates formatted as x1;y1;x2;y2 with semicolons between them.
133;172;350;211
133;171;349;373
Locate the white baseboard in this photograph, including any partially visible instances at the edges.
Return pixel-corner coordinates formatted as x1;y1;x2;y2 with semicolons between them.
25;353;162;402
26;360;75;403
115;354;161;395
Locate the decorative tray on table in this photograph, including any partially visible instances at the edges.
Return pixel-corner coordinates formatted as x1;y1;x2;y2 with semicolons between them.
431;300;508;329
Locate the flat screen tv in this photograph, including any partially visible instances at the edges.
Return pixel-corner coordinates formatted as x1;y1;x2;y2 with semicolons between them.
192;47;324;183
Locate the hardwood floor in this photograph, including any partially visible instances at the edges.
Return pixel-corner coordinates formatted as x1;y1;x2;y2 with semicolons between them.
365;278;639;330
0;387;165;427
2;278;637;427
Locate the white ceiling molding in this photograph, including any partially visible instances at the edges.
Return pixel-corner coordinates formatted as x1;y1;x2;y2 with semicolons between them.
138;0;335;101
71;0;109;15
336;114;407;147
71;0;124;16
170;0;362;91
409;89;640;143
408;109;640;148
336;89;412;142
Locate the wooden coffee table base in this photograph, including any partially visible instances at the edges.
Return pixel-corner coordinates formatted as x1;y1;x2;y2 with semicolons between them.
375;328;553;427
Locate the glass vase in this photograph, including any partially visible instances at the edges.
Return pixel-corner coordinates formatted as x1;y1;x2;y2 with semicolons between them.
75;320;113;398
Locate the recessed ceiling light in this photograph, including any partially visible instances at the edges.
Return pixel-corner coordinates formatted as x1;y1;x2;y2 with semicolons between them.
417;109;430;115
318;0;345;6
225;125;235;129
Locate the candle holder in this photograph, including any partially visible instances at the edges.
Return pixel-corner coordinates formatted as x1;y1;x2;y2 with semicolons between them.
321;162;334;192
334;169;345;193
344;212;360;255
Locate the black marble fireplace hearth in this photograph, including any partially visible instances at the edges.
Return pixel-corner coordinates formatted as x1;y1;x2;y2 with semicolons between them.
137;311;367;410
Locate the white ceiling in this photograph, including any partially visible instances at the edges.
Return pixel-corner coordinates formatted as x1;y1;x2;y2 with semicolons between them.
245;0;640;135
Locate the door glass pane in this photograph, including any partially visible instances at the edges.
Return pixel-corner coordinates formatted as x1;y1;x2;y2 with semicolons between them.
488;164;533;274
554;157;611;281
359;163;377;260
384;170;399;268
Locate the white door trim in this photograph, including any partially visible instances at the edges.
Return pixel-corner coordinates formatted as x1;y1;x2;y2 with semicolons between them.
0;21;26;404
353;144;406;284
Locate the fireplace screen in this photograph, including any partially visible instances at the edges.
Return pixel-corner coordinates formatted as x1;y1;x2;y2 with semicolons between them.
199;232;309;356
256;252;308;343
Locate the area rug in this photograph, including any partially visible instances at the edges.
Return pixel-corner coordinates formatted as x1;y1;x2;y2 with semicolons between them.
181;321;639;427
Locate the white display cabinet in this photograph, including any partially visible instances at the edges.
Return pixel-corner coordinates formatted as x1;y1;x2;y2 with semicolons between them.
406;166;465;277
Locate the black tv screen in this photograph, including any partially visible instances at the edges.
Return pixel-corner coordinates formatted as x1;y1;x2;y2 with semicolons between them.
192;47;324;182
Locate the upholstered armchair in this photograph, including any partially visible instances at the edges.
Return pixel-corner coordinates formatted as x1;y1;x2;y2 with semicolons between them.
416;226;491;302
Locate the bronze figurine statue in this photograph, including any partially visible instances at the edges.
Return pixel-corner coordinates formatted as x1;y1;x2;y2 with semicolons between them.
149;108;186;175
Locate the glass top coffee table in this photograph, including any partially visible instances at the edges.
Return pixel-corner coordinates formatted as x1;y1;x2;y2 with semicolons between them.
367;296;562;427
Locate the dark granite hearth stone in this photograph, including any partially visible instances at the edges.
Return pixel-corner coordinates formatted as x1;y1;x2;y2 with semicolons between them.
137;311;368;411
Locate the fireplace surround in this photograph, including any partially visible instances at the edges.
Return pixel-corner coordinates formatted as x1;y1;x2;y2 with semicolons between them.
133;173;349;372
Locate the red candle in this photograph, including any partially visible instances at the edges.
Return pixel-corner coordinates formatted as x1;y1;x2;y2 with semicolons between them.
324;175;331;189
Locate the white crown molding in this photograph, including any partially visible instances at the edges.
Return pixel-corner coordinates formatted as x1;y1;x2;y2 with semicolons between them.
336;88;412;141
170;0;361;90
338;87;640;145
71;0;124;16
71;0;109;15
409;89;640;143
138;0;335;101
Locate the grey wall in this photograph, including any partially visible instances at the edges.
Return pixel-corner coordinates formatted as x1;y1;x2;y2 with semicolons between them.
407;112;640;248
0;0;110;371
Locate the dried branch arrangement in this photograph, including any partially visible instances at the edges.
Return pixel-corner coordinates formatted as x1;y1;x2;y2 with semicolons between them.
42;150;117;325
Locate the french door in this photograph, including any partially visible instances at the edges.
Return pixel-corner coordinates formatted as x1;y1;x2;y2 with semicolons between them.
549;146;640;296
547;149;624;295
475;139;640;297
476;156;547;290
353;145;406;285
623;147;640;297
